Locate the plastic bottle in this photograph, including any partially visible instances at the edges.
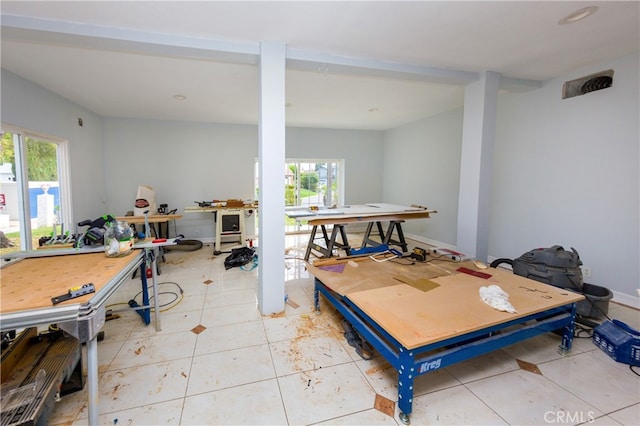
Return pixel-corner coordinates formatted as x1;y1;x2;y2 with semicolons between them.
104;221;134;257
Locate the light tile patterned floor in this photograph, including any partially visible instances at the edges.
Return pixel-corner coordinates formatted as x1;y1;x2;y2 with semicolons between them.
49;236;640;425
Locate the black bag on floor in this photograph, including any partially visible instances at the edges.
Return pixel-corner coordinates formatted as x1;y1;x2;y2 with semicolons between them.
512;245;583;291
224;247;255;270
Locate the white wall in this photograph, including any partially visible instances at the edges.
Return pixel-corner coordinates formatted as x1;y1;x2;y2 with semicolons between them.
102;119;386;239
382;108;463;245
0;70;106;224
0;71;386;241
286;127;385;205
383;53;639;304
491;53;639;304
102;118;258;239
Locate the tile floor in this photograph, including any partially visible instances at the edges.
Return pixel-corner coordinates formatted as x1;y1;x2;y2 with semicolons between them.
49;236;640;425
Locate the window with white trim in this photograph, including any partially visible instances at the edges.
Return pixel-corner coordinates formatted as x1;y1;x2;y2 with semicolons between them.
0;125;72;251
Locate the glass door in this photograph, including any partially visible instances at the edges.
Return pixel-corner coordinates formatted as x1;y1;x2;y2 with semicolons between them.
0;128;71;253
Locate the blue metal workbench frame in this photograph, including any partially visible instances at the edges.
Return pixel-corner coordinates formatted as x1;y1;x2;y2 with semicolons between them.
314;278;577;424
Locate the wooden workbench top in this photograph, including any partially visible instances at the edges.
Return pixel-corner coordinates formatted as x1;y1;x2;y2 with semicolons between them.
309;259;584;349
184;205;257;213
115;214;182;224
308;210;433;226
0;252;139;314
288;203;435;225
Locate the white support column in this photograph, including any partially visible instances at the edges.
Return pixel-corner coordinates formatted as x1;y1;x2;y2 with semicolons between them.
456;71;500;261
257;41;286;314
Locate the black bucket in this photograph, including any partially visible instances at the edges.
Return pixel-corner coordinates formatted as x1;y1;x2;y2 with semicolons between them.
576;283;613;319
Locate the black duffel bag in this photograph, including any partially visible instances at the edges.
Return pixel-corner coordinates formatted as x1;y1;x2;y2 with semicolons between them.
224;247;256;270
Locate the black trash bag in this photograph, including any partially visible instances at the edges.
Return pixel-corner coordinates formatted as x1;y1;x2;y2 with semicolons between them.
224;247;255;270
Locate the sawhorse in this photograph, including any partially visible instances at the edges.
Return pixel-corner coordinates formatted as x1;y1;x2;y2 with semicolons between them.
304;224;352;261
303;220;409;261
360;220;408;252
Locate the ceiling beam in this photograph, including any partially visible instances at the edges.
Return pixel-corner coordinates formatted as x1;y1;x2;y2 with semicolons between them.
1;13;543;90
1;14;259;65
286;48;479;86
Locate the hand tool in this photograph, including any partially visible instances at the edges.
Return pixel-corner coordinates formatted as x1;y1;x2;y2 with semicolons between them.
51;283;95;305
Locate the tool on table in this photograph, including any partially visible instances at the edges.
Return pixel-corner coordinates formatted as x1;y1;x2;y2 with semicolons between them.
456;266;492;279
370;248;403;262
410;247;428;262
431;247;468;261
51;283;95;305
76;214;116;247
473;259;489;269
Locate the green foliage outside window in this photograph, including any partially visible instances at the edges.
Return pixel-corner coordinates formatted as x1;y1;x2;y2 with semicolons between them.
300;171;319;192
0;132;58;181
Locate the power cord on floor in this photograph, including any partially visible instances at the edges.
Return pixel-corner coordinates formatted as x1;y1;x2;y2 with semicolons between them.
106;281;185;314
573;323;594;339
388;257;416;265
131;281;185;312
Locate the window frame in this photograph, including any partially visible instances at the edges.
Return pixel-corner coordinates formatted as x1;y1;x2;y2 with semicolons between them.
1;123;73;250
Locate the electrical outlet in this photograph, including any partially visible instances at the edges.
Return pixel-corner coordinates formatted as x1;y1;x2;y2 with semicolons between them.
583;267;592;278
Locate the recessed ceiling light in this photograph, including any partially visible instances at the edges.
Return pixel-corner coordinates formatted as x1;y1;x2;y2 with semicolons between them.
558;6;598;25
173;94;187;101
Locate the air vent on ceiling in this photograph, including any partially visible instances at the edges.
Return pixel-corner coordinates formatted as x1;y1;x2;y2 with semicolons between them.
562;69;614;99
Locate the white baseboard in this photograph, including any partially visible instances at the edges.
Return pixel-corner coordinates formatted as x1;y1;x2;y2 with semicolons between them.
403;233;456;250
611;290;640;309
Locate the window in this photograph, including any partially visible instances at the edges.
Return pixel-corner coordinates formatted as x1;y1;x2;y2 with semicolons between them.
0;125;72;252
285;159;343;233
254;158;344;234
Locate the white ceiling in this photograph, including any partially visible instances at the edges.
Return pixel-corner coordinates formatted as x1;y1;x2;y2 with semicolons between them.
1;1;638;130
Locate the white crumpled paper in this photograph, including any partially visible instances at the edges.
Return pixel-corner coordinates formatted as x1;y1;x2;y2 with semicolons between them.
479;285;517;313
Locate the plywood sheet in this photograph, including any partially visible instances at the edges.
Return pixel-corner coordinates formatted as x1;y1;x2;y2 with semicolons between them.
307;258;460;296
346;267;584;349
309;259;585;350
432;268;584;315
0;252;139;314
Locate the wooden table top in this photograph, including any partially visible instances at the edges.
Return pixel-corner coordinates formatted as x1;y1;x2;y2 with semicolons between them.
308;259;584;349
0;252;140;314
288;203;435;225
308;210;433;226
184;205;257;213
115;214;182;224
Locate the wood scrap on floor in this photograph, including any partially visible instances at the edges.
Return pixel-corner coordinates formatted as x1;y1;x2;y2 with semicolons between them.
285;298;300;308
374;393;395;417
516;358;542;375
